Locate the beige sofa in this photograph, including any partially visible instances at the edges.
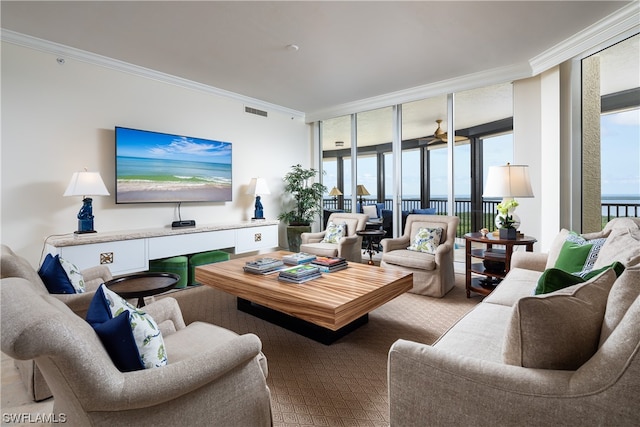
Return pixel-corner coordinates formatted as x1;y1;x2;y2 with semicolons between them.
1;274;273;426
0;244;114;401
388;218;640;426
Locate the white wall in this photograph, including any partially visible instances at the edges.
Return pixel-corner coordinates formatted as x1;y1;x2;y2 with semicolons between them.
1;42;310;264
513;68;562;252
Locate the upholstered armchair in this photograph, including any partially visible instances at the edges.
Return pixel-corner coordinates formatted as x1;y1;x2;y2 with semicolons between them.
0;244;113;401
381;214;459;297
1;277;273;426
300;212;369;262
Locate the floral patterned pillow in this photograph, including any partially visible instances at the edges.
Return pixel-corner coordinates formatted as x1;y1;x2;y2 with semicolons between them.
322;221;348;244
58;256;86;293
407;227;443;254
87;284;167;371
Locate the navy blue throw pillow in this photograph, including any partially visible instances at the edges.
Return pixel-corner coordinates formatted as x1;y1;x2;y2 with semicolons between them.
38;254;75;294
92;311;144;372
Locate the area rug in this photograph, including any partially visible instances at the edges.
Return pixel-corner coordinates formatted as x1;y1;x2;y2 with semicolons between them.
187;272;478;427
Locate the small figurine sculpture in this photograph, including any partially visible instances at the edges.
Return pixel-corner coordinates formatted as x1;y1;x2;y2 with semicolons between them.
77;197;95;233
253;195;264;219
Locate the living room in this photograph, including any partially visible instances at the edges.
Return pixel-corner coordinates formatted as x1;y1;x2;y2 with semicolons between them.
2;2;639;426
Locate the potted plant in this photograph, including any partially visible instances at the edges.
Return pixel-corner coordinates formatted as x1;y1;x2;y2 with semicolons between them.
278;164;326;252
496;199;519;240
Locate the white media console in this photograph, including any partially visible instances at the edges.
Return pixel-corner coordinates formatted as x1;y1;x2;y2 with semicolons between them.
46;220;279;275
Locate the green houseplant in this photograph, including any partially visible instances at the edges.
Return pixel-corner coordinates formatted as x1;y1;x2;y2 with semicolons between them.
278;164;326;251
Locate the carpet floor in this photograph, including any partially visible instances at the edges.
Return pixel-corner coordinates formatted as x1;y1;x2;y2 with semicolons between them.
1;270;480;427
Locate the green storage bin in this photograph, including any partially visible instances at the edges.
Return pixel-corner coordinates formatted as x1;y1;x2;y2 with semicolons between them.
189;250;230;285
148;256;188;289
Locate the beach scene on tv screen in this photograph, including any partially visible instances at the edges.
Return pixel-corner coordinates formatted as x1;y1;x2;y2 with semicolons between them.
116;128;232;203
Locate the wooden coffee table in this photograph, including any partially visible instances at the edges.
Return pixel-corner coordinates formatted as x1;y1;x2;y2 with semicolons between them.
195;251;413;344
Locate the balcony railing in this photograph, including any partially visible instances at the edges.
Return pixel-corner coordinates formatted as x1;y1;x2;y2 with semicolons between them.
323;198;639;237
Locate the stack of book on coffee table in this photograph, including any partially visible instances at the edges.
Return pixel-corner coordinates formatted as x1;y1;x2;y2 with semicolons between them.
278;264;322;284
310;256;348;273
282;252;317;265
243;257;285;275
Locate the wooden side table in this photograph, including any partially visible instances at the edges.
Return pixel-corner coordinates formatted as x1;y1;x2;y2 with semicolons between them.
464;232;536;298
356;229;386;265
105;272;180;307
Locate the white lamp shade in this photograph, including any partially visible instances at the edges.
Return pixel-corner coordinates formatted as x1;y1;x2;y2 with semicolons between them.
63;171;110;197
483;164;534;198
246;177;270;195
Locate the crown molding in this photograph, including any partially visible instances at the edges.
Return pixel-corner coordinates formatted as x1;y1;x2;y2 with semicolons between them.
530;1;640;75
305;62;532;123
0;29;306;120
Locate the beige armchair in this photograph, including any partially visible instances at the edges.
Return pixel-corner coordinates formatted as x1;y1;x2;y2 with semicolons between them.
1;244;113;401
1;276;273;426
381;214;459;297
300;212;369;262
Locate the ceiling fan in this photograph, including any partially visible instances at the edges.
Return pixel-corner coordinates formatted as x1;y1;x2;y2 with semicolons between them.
419;119;467;145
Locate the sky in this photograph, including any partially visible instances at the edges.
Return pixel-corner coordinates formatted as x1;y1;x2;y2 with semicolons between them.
115;127;232;165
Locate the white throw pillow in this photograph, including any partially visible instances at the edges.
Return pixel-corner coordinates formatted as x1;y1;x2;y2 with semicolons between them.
362;205;378;219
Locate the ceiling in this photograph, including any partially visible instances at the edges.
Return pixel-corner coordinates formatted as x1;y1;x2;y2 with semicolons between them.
1;1;632;118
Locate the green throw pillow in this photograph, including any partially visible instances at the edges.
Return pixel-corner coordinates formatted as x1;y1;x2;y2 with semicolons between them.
554;232;606;276
535;268;585;295
535;261;625;295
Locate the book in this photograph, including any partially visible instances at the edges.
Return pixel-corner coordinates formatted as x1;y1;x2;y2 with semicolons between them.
243;257;284;274
314;263;348;273
282;252;317;265
277;272;322;284
279;264;320;279
311;256;346;266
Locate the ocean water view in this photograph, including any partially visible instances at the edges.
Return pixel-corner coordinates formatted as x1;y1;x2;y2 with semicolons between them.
117;156;231;186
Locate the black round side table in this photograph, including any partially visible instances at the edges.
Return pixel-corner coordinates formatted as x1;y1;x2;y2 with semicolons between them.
356;229;386;265
105;272;180;307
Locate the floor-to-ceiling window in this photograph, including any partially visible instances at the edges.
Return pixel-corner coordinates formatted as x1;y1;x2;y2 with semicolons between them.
320;84;515;237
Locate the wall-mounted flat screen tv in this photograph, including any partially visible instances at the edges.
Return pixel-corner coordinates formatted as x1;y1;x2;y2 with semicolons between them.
115;127;232;204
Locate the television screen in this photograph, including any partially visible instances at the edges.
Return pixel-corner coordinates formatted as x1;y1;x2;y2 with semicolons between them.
115;127;232;203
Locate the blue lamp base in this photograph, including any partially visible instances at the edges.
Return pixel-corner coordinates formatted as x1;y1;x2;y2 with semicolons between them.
75;197;97;234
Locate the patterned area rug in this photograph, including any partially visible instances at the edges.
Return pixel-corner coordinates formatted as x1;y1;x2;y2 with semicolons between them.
1;271;479;427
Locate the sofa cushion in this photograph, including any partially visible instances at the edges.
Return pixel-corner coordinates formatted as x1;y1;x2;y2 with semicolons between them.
593;227;640;270
38;254;76;294
534;262;625;295
600;266;640;345
503;269;617;370
554;232;606;276
407;227;443;254
299;242;339;258
87;284;167;371
434;302;514;363
322;221;347;243
483;268;543;307
411;208;436;215
382;249;435;270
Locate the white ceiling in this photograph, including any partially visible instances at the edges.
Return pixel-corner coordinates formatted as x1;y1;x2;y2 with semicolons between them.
1;1;633;118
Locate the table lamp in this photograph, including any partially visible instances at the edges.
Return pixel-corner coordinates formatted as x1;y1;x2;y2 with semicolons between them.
356;184;370;212
482;163;534;239
63;169;110;234
328;186;342;202
247;177;270;220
